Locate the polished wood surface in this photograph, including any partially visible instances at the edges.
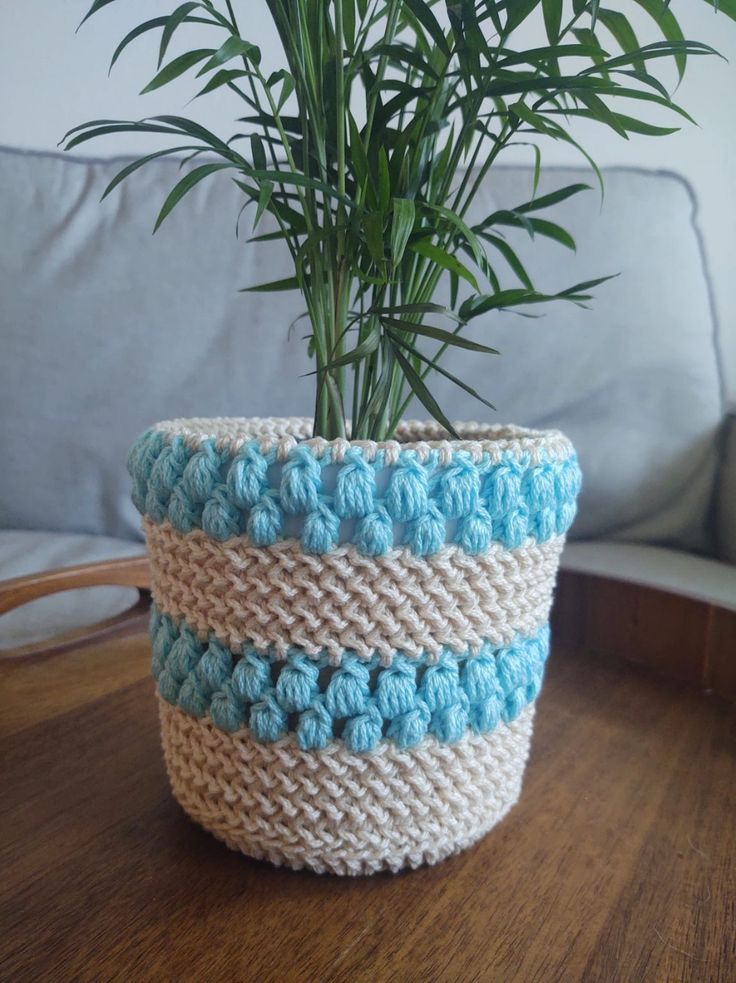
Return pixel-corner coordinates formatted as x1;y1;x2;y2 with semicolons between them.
2;626;734;982
0;557;150;660
554;569;736;702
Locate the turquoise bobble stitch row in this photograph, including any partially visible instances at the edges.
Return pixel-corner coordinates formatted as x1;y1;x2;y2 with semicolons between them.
130;429;581;556
150;605;550;753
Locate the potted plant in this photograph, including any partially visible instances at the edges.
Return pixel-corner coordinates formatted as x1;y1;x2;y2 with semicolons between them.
66;0;730;875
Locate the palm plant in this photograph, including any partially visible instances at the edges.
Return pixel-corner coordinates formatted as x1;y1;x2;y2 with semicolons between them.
65;0;733;440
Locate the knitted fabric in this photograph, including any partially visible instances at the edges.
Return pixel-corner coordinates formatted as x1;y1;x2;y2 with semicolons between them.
129;417;580;556
152;603;548;751
136;418;578;874
145;519;563;662
159;698;534;875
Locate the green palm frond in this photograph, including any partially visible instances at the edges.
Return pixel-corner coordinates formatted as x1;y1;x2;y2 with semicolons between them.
65;0;732;439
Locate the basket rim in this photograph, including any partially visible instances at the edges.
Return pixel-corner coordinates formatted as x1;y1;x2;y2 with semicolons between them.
149;416;575;463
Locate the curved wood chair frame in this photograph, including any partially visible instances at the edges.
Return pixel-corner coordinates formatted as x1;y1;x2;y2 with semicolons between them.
0;556;151;660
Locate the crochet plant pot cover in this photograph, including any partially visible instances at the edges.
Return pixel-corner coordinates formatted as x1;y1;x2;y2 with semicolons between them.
129;418;581;876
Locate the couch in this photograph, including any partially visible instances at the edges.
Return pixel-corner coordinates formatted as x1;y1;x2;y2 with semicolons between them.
1;145;734;648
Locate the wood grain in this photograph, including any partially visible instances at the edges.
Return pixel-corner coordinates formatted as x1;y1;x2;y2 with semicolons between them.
0;632;150;739
705;605;736;700
1;629;734;983
554;569;736;701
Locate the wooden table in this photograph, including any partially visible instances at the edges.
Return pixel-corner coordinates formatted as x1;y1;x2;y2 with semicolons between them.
2;631;734;982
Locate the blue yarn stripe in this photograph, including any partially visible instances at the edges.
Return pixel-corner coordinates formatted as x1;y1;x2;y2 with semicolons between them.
150;604;550;753
129;430;581;555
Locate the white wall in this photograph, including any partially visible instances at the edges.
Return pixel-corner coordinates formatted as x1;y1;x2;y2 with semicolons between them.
2;1;734;401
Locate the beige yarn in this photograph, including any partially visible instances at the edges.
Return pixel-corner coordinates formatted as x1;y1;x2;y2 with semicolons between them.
144;419;566;873
153;415;575;465
159;699;534;875
145;519;563;662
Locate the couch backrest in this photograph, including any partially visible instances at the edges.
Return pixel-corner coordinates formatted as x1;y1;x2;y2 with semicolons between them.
0;147;724;551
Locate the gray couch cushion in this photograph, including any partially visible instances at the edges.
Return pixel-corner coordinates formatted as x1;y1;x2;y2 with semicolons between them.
0;147;724;551
0;530;144;648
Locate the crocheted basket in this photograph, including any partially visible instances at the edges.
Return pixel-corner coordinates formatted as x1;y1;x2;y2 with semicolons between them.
129;417;581;876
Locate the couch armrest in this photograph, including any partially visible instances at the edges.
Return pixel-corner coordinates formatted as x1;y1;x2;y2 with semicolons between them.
717;411;736;564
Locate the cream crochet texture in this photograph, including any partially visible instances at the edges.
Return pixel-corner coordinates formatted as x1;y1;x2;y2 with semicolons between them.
141;418;573;874
146;518;562;662
154;416;574;464
160;698;534;875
